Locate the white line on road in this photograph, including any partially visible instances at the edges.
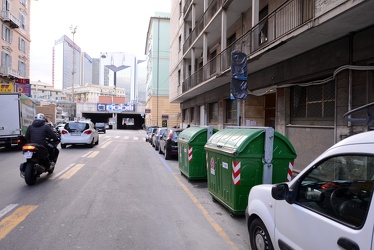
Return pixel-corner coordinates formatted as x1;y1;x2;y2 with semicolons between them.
0;204;18;219
50;163;76;179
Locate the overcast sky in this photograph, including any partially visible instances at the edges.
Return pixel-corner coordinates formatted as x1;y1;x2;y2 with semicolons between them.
30;0;171;83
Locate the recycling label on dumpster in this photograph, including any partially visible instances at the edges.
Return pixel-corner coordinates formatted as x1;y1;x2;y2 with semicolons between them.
210;157;215;175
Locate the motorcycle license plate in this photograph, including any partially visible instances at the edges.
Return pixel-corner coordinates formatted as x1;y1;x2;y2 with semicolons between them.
23;151;33;159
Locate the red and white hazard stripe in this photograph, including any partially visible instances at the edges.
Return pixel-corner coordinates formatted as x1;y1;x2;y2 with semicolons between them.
287;162;294;182
232;161;241;185
188;146;193;162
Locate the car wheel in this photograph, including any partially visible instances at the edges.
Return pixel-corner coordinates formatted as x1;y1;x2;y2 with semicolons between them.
89;139;95;148
164;148;171;160
155;144;158;151
249;218;274;250
95;137;99;145
61;144;66;149
158;146;162;154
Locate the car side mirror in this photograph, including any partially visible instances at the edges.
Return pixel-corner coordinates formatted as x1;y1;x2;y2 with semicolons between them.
271;183;289;200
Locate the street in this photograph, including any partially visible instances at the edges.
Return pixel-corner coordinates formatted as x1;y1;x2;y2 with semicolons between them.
0;129;250;250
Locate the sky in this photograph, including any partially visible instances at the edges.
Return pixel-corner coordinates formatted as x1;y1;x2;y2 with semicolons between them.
30;0;171;83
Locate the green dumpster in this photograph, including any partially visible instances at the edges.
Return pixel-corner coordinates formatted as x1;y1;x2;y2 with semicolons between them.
178;126;218;180
204;127;296;215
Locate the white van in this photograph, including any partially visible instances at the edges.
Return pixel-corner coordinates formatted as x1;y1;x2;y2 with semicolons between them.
246;131;374;250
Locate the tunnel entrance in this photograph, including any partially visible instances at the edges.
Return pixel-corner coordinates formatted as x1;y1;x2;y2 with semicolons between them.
82;112;144;130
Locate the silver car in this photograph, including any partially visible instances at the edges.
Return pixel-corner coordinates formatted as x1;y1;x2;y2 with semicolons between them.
60;120;99;148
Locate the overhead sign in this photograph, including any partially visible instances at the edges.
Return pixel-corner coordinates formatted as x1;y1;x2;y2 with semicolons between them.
97;103;135;112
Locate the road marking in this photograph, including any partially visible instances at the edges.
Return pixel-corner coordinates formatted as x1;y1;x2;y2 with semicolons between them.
115;136;121;139
173;175;238;250
100;141;112;148
0;205;38;240
51;163;75;179
134;137;139;140
87;151;99;158
81;151;93;158
124;136;129;140
59;164;85;179
0;204;18;219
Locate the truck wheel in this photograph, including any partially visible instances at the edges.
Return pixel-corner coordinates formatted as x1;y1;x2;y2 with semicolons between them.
24;163;37;186
249;218;274;250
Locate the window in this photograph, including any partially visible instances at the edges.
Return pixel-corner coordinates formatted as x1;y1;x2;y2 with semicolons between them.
259;5;268;44
2;25;13;43
178;35;182;51
3;0;10;11
210;49;217;74
1;51;12;68
190;107;195;123
19;37;26;52
226;99;237;123
208;102;218;123
178;69;181;86
179;1;182;18
296;155;374;228
19;13;25;30
20;0;27;8
18;61;26;77
291;80;335;125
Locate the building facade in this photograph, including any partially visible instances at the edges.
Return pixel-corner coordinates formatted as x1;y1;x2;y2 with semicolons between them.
170;0;374;171
145;13;180;128
0;0;31;92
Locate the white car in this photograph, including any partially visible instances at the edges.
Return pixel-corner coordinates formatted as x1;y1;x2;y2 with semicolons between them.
60;120;99;148
246;131;374;250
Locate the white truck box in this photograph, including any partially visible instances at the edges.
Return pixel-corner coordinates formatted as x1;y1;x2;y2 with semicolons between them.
0;93;36;149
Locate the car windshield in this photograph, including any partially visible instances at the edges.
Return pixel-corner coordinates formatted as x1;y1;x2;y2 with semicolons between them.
297;154;374;228
96;123;105;127
65;122;89;132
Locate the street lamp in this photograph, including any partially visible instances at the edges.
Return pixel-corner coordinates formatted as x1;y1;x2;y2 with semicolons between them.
105;64;130;130
69;25;77;103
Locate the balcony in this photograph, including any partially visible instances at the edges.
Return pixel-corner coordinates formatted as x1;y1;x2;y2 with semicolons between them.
0;11;20;28
0;66;20;78
174;0;374;102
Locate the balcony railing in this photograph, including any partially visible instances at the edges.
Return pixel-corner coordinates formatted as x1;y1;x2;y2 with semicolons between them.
182;0;314;93
0;66;19;78
0;11;20;28
183;0;223;54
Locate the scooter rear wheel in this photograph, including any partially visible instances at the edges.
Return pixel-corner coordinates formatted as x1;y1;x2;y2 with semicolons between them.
24;163;37;186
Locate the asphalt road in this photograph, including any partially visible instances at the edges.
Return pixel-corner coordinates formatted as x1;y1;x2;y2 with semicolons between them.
0;129;250;250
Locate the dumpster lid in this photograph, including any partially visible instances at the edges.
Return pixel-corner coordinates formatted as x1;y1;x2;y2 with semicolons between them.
178;127;217;143
205;128;265;155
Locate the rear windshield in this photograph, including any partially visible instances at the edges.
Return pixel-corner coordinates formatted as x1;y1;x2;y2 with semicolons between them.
96;123;105;127
65;122;89;132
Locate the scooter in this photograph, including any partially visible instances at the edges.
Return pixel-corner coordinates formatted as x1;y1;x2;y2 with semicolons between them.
20;138;59;186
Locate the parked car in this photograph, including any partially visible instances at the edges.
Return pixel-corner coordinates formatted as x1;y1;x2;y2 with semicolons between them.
145;126;158;143
95;122;106;133
245;130;374;250
159;128;184;160
152;127;167;151
148;127;159;146
60;120;99;149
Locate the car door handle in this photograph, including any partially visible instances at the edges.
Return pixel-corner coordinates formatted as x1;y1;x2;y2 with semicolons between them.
337;237;359;250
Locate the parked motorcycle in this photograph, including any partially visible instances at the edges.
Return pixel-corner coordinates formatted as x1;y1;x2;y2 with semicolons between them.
20;137;60;186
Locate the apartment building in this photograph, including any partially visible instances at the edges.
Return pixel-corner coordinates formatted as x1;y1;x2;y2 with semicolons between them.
145;13;180;128
0;0;30;92
170;0;374;171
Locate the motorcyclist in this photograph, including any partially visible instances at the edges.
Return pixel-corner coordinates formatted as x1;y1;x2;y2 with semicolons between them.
25;113;60;168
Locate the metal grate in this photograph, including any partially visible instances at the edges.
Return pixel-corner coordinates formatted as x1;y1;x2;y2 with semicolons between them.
291;80;335;119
